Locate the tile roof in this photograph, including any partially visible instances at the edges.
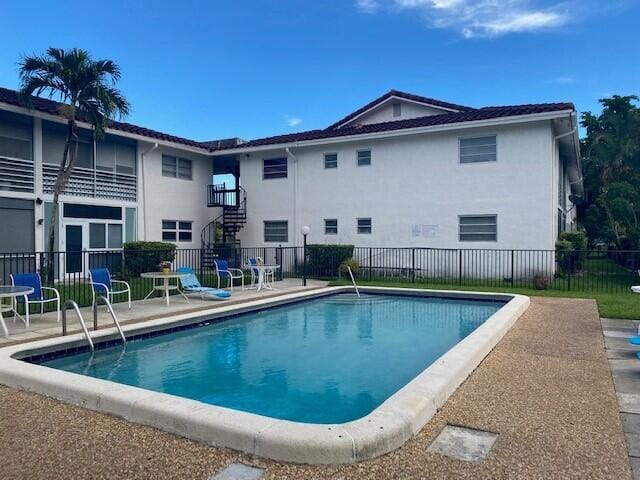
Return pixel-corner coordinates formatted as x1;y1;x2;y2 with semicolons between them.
0;86;210;150
211;102;575;151
326;89;474;130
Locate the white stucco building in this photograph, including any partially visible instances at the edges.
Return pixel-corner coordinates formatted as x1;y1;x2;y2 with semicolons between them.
0;87;581;278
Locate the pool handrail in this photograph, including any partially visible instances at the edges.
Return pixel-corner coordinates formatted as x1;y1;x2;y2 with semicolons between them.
93;295;126;346
61;299;94;352
347;266;360;298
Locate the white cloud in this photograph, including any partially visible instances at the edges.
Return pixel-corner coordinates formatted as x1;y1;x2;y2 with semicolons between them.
355;0;379;14
285;116;302;127
360;0;573;38
552;75;576;84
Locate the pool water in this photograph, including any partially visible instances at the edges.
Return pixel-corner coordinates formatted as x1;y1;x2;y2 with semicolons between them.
39;293;503;423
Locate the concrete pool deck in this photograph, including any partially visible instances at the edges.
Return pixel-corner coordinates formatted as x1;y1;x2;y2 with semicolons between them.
0;296;632;478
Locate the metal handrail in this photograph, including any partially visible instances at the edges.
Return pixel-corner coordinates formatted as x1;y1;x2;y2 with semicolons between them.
347;266;360;298
93;295;126;345
62;300;94;352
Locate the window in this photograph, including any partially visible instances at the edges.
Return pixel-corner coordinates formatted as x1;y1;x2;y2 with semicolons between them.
89;222;123;249
263;157;287;179
162;220;192;242
324;219;338;235
0;112;32;160
324;153;338;169
162;155;192;180
393;102;401;118
459;135;497;163
96;138;136;175
264;221;288;242
459;215;497;242
357;149;371;166
357;218;372;234
43;122;93;169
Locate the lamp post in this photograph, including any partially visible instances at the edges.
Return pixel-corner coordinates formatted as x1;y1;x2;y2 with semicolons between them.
301;225;310;286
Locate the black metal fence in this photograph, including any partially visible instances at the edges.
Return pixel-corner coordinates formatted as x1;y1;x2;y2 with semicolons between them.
0;246;638;312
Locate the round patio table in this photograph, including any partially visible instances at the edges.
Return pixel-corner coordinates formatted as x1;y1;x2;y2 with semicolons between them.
252;265;280;292
141;272;189;306
0;286;34;338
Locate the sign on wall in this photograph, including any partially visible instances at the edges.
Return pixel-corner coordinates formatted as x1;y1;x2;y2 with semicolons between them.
412;224;438;238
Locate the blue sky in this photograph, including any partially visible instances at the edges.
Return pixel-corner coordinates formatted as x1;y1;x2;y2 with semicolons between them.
0;0;638;141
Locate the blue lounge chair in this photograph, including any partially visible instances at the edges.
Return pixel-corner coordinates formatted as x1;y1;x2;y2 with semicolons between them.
213;260;244;290
10;272;61;325
177;267;231;300
89;268;131;308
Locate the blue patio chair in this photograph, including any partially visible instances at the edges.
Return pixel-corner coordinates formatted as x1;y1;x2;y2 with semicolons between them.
246;257;259;289
10;272;60;325
176;267;231;300
213;259;244;290
89;268;131;309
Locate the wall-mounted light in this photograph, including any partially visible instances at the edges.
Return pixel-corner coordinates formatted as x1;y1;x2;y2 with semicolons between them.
35;197;43;205
37;218;44;225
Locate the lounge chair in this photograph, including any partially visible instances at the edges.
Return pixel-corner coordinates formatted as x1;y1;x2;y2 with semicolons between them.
89;268;131;308
176;267;230;300
10;272;61;325
213;259;244;290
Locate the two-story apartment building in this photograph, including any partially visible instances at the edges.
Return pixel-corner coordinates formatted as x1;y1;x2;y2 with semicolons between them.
0;87;581;277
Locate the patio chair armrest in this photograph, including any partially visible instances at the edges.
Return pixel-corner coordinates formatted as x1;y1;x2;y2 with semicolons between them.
40;286;60;300
228;268;244;276
111;280;131;291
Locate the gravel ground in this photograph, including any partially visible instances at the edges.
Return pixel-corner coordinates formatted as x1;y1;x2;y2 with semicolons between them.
0;296;631;479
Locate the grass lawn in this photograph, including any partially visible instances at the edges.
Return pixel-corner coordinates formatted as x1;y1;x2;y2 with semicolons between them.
328;279;640;320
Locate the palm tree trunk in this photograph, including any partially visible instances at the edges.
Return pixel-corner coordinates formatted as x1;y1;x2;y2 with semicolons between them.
44;120;79;282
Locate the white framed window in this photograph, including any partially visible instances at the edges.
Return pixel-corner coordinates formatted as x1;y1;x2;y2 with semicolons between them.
357;149;371;167
324;153;338;169
459;135;497;163
96;138;136;175
459;215;497;242
162;155;192;180
264;220;288;242
357;217;372;234
88;222;123;249
263;157;288;179
162;220;193;242
324;219;338;235
0;113;32;160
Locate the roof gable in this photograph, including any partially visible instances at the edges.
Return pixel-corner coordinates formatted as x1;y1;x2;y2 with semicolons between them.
327;90;472;130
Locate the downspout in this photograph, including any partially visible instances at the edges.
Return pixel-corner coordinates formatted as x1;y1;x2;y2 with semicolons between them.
552;113;577;244
140;143;158;240
285;147;298;245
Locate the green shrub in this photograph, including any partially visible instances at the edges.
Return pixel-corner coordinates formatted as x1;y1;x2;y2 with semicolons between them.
306;244;354;277
339;258;360;277
555;239;574;277
123;241;176;276
559;231;588;271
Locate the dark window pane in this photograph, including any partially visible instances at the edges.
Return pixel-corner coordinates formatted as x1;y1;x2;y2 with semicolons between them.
324;153;337;169
108;224;123;248
162;220;176;230
264;220;288;242
178;221;192;230
89;223;106;249
263;158;287;179
178;231;192;241
162;231;176;241
357;150;371;166
357;218;372;234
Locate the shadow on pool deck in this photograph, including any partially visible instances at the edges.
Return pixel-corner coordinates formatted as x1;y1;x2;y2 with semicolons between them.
0;296;632;479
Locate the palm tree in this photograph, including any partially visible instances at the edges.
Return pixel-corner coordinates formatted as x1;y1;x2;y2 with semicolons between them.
19;48;130;276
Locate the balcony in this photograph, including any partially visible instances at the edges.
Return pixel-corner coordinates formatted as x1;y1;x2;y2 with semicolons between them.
43;164;137;201
207;184;240;208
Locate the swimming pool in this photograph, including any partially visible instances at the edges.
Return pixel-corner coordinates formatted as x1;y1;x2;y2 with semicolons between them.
0;286;529;463
37;293;503;424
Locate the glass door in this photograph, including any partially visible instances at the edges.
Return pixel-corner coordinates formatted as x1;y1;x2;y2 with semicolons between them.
64;224;84;274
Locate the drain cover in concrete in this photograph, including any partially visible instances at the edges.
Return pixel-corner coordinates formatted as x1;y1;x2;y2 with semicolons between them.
427;425;498;463
210;463;265;480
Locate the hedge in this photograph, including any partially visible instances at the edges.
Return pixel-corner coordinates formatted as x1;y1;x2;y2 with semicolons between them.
123;241;176;276
306;244;354;277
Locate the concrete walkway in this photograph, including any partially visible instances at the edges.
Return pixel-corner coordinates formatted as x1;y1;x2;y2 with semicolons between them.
602;317;640;479
0;296;630;479
0;278;328;346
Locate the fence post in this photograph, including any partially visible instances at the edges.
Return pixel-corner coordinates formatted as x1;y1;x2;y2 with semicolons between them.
411;248;415;283
277;245;282;281
458;249;462;285
511;249;515;286
567;252;573;291
369;248;373;281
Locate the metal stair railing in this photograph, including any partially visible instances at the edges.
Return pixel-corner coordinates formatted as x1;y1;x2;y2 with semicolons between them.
62;300;94;352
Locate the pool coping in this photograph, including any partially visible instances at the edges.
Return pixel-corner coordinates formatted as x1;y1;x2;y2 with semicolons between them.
0;286;529;464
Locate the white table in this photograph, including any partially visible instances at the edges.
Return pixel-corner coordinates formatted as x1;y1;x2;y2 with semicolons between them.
0;286;34;338
141;272;189;306
251;265;280;292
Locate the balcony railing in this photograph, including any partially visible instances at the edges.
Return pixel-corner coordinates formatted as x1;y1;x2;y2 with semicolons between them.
43;164;137;201
208;184;240;207
0;156;35;193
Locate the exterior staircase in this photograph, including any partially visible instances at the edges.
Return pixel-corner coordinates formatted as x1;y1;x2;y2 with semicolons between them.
201;184;247;268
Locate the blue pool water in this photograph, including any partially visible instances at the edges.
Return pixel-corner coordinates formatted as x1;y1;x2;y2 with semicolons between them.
38;293;503;423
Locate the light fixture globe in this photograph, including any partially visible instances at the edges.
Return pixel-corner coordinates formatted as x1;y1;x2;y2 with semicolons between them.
301;225;311;236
